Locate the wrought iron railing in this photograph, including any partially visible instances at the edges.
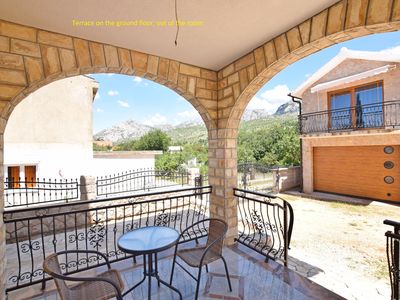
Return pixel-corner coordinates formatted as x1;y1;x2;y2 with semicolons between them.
299;100;400;134
96;168;189;197
237;163;275;192
4;178;79;208
3;186;211;293
234;188;293;266
385;219;400;300
194;173;209;187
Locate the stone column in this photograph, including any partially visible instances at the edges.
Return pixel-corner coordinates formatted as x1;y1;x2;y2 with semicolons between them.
302;139;313;194
0;143;6;300
208;128;238;244
80;175;97;200
187;168;200;186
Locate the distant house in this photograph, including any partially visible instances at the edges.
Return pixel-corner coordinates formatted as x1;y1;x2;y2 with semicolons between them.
168;146;182;152
5;76;158;185
292;47;400;202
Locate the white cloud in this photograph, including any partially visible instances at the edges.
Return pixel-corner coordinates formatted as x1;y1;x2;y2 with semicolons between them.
107;73;114;77
247;84;290;114
108;90;119;96
143;113;167;126
170;109;202;125
133;76;143;83
176;96;185;102
94;92;100;100
177;110;199;119
117;100;130;108
96;108;104;113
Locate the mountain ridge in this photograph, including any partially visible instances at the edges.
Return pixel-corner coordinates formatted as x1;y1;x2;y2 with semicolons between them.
94;101;299;143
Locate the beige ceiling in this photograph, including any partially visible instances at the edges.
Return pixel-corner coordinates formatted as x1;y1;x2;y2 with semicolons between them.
0;0;339;70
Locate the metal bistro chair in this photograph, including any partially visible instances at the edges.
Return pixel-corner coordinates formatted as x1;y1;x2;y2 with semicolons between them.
43;250;124;300
169;218;232;299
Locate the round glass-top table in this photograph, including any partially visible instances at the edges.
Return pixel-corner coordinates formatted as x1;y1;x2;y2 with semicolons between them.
118;226;182;299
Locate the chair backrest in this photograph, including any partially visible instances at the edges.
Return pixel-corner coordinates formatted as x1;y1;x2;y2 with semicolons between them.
43;254;70;300
205;218;228;256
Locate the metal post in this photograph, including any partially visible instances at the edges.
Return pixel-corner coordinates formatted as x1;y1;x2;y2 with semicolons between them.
395;225;399;300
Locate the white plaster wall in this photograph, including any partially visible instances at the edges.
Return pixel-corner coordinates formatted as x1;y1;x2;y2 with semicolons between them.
91;157;156;176
4;76;98;179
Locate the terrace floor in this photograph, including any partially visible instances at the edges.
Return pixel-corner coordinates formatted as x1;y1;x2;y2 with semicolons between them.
9;244;344;300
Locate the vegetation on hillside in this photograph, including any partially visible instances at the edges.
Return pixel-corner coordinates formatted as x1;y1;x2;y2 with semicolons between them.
113;129;171;152
155;143;208;173
238;115;300;166
167;124;208;145
93;143;112;151
109;114;300;171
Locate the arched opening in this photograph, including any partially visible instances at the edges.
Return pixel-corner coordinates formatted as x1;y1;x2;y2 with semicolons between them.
234;31;400;299
4;71;210;203
3;71;214;298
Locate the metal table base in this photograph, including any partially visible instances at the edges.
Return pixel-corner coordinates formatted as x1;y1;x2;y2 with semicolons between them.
123;253;182;300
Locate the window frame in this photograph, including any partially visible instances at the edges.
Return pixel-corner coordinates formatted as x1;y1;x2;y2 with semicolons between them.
6;164;38;189
327;80;384;130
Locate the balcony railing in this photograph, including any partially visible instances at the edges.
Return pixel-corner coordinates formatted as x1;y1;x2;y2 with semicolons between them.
299;100;400;134
4;178;79;208
234;188;294;266
385;219;400;300
3;186;211;293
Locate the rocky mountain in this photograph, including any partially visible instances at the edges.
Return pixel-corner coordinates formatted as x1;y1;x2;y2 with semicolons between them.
94;120;154;143
274;101;299;115
241;109;270;121
94;102;299;143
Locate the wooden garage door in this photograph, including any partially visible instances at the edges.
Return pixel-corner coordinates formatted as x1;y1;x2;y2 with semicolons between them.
313;145;400;202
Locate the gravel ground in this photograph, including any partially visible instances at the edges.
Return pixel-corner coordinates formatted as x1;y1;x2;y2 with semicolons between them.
281;194;400;300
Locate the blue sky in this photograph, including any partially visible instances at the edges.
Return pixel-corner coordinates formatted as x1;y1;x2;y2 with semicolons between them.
91;31;400;133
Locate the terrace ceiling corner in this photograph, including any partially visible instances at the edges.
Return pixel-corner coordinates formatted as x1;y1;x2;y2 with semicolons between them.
0;0;339;70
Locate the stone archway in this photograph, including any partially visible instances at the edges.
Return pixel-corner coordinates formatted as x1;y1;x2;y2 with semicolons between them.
0;25;218;130
1;0;400;297
222;0;400;130
206;0;400;244
0;21;219;297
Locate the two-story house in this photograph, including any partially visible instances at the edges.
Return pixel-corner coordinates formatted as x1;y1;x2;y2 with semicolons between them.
291;47;400;202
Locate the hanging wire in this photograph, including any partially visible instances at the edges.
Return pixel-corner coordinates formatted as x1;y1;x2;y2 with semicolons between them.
174;0;179;46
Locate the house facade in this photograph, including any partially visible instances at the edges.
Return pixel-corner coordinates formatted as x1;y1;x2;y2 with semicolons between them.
5;75;99;183
292;47;400;202
4;75;159;185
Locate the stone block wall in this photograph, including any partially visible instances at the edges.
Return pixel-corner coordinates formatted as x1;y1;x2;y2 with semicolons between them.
272;166;302;193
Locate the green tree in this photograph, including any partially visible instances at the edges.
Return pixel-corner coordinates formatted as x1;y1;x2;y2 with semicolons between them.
237;144;256;164
238;115;300;167
134;129;171;151
114;129;171;151
155;152;185;172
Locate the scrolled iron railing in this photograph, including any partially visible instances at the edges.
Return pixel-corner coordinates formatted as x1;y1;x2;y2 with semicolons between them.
4;177;79;208
299;100;400;134
234;188;293;266
385;219;400;300
3;186;211;293
96;168;189;197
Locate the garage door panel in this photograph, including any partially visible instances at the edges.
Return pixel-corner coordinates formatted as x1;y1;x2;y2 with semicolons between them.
313;146;400;201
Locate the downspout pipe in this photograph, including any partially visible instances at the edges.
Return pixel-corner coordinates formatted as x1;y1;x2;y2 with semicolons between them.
288;93;303;192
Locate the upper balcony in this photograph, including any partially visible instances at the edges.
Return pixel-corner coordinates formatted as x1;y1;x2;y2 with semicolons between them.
299;100;400;135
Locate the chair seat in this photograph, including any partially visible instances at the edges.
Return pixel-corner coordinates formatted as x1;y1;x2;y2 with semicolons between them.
177;246;220;267
70;269;124;300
